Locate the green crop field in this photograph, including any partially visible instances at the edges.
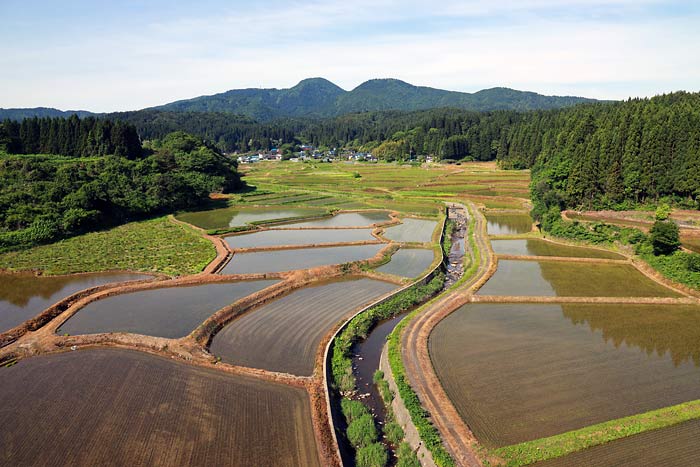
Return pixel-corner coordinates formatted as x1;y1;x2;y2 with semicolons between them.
0;217;216;276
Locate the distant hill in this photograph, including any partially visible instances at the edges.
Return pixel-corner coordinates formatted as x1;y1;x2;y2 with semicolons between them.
154;78;599;121
0;107;96;120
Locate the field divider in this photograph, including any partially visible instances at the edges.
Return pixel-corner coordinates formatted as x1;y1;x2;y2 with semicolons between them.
494;399;700;466
495;254;629;264
323;208;448;466
470;295;698;305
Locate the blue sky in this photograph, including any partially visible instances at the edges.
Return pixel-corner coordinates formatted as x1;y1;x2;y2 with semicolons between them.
1;0;699;111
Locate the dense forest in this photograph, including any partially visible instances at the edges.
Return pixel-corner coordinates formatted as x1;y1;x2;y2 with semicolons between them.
0;128;242;252
495;92;700;214
0;115;142;159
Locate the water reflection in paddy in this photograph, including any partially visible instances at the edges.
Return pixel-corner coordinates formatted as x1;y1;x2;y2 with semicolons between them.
477;260;679;297
0;272;149;333
57;280;277;338
430;303;700;447
485;213;533;235
220;244;385;275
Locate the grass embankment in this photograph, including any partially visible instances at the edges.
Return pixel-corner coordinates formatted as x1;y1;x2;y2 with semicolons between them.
545;215;700;291
331;274;445;467
0;217;216;276
494;399;700;466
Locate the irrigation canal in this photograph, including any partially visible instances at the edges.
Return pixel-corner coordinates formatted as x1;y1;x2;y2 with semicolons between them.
348;205;467;463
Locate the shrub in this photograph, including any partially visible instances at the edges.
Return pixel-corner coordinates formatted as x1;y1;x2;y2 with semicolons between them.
341;398;370;424
397;442;421;467
347;414;378;448
650;220;681;255
356;442;388;467
384;421;404;445
688;254;700;272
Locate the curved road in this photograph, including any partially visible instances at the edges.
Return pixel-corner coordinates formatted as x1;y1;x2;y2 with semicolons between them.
401;201;494;467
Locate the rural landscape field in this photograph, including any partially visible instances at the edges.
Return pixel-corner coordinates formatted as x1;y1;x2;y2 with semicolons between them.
2;1;700;466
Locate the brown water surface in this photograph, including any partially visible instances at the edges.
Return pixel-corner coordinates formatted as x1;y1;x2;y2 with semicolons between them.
210;278;397;375
57;280;277;338
430;303;700;447
486;213;533;235
219;244;385;275
0;272;149;333
477;260;679;297
491;239;624;259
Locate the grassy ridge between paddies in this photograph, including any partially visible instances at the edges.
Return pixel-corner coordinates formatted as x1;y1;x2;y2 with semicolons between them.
0;217;215;276
493;399;700;466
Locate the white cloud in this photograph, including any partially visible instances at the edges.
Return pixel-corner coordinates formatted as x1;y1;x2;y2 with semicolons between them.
0;0;697;110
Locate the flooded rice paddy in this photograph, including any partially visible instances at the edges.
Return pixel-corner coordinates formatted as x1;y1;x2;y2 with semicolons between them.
219;244;385;275
375;248;435;278
430;303;700;447
382;218;438;243
486;213;533;235
278;211;391;228
0;349;319;467
491;239;624;259
57;280;277;338
477;260;680;297
225;228;376;250
210;278;397;375
0;272;149;334
176;207;323;230
536;418;700;467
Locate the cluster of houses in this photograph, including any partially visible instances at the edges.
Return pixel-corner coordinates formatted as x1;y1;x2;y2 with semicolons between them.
236;146;378;164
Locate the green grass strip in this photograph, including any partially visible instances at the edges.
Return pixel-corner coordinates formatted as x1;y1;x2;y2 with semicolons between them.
494;399;700;466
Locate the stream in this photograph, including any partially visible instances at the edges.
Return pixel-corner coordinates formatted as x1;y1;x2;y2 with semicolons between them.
348;205;468;462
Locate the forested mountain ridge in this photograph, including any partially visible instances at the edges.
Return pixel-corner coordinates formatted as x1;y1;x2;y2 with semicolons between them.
0;107;95;120
153;78;598;120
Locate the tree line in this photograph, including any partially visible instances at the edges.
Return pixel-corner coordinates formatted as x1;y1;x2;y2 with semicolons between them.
0;115;142;159
0;129;243;252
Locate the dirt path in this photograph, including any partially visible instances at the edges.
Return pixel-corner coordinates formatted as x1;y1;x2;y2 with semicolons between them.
400;202;492;467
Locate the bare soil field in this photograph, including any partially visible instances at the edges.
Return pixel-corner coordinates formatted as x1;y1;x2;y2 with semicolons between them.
219;244;385;275
536;418;700;467
0;272;148;334
477;260;681;297
0;348;320;467
429;303;700;447
57;280;278;338
210;278;397;376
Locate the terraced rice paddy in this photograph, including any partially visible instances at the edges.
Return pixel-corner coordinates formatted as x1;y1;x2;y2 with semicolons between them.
382;218;438;243
277;211;391;228
682;235;700;253
57;280;277;338
486;213;533;235
0;272;149;334
477;260;680;297
224;228;377;249
0;349;319;467
491;239;624;259
176;207;324;230
429;303;700;447
219;244;385;275
210;278;397;375
536;418;700;467
375;248;435;278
